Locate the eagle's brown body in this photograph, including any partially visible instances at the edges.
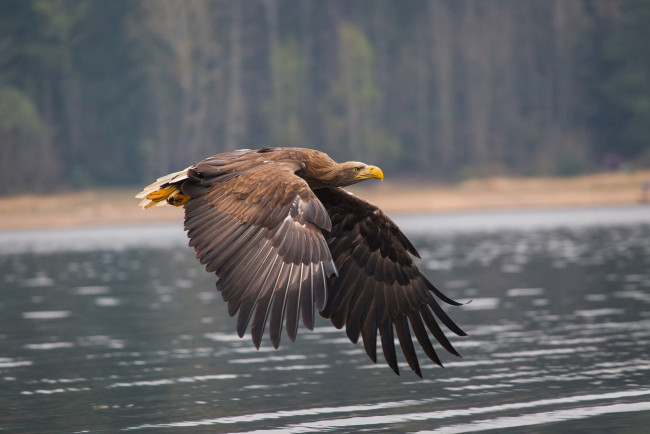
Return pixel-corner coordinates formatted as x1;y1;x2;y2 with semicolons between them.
137;147;465;377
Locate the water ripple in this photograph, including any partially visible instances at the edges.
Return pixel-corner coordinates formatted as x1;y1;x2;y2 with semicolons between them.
22;310;70;320
108;374;239;389
418;401;650;433
213;389;650;433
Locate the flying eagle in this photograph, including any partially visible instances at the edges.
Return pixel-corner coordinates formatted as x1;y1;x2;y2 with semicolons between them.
137;147;465;377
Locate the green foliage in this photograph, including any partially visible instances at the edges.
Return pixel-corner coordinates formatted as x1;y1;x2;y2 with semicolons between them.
325;22;399;165
269;40;306;145
0;86;57;193
337;23;377;108
0;87;43;133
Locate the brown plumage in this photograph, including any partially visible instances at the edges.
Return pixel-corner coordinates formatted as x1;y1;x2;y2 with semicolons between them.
137;147;465;377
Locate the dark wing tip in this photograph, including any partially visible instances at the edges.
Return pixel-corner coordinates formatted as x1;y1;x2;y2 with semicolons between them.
426;280;464;307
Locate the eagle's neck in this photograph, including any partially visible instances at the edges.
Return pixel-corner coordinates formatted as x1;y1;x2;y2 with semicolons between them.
301;165;343;189
300;158;355;189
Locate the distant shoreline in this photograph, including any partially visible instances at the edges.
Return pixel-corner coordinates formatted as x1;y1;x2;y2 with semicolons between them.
2;170;649;231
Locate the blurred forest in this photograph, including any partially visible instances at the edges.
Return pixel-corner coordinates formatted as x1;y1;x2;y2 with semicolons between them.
1;0;649;194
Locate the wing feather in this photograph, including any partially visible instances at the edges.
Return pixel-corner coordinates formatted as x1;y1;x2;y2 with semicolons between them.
346;279;375;343
285;263;304;342
269;263;292;348
394;315;421;377
251;261;287;349
379;316;399;375
408;312;442;367
237;253;280;337
316;187;465;377
182;150;335;348
361;301;378;363
300;264;315;330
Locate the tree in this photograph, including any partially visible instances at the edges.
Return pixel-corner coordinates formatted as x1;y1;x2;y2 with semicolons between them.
0;87;57;193
326;22;399;165
591;0;650;163
268;39;307;145
1;0;649;194
131;0;223;177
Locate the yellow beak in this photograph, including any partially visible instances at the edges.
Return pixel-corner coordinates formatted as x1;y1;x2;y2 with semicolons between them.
356;165;384;181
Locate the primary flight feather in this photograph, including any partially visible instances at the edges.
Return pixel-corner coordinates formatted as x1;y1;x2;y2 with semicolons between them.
136;147;466;377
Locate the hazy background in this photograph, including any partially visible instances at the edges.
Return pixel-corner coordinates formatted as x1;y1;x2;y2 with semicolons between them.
1;0;649;195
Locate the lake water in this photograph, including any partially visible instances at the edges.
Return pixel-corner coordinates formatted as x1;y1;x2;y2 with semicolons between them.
1;206;650;433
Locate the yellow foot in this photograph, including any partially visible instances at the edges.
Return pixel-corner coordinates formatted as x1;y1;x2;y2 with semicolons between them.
145;185;178;203
167;193;190;206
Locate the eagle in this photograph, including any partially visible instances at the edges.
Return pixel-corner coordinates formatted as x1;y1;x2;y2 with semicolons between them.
136;147;465;377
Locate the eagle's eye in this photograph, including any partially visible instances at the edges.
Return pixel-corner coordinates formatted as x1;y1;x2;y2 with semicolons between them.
354;167;362;173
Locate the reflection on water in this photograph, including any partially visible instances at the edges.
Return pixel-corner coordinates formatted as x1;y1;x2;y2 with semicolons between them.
1;207;650;432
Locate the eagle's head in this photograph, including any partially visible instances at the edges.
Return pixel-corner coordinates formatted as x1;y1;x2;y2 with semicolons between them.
334;161;384;186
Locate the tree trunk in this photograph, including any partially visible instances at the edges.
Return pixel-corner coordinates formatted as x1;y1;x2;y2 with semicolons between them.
225;0;245;151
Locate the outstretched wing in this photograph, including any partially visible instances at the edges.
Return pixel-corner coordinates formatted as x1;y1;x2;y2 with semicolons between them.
315;187;466;377
183;154;336;349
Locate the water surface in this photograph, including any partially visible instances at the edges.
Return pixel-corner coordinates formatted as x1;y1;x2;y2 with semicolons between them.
1;206;650;432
